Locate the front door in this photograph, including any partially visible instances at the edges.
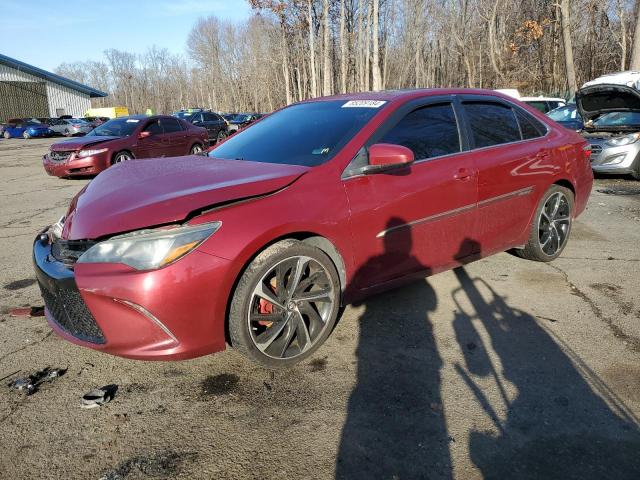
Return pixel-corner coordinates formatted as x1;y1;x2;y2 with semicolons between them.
136;119;166;158
344;100;478;290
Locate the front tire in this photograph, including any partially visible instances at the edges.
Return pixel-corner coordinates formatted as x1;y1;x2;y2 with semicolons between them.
22;131;30;139
190;143;203;155
229;240;341;368
216;130;227;143
112;151;133;165
515;184;574;262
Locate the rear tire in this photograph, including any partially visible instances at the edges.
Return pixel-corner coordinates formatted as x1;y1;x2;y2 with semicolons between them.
4;131;10;139
515;184;574;262
229;240;341;368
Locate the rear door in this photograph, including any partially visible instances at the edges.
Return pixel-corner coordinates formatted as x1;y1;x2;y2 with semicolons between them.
459;97;549;254
203;112;224;140
343;97;479;289
159;117;187;156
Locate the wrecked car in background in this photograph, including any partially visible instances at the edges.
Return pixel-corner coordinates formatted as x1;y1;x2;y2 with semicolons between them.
576;71;640;180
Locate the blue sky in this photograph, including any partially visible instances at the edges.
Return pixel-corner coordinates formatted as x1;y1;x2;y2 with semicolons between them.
0;0;252;71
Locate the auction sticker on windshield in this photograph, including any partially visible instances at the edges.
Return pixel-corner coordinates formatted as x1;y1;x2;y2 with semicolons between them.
342;100;386;108
126;119;140;123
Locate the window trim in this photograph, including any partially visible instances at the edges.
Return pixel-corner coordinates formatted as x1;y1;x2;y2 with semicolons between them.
342;95;464;180
160;117;184;133
458;95;550;153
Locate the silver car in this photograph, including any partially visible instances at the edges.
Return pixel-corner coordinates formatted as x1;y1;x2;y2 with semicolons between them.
576;83;640;179
48;118;93;137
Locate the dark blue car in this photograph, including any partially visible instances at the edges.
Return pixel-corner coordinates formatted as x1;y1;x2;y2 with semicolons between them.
3;119;52;139
546;104;584;131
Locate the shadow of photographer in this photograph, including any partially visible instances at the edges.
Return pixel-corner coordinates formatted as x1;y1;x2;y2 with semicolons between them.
452;262;640;479
336;217;451;479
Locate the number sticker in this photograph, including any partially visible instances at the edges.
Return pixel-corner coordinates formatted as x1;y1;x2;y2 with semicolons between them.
342;100;387;108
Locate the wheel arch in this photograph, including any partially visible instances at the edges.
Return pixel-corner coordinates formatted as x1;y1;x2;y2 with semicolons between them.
111;149;134;165
553;178;575;197
222;231;347;345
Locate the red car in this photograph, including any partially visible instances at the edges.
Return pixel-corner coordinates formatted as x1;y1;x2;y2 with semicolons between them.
33;89;592;367
42;115;208;177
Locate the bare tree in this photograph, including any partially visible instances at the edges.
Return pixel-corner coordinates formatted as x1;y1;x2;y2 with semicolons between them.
560;0;578;93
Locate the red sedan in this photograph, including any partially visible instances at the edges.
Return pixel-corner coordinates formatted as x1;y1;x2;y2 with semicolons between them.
33;89;592;367
42;115;208;177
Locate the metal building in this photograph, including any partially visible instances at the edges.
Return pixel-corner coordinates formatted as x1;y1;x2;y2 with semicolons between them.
0;53;107;120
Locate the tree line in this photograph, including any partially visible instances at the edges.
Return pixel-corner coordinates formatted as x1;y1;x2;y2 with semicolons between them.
56;0;640;115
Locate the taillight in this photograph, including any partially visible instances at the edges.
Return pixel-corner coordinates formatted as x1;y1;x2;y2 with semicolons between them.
582;143;591;161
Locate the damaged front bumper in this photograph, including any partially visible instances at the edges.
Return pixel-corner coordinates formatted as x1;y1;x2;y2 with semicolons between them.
33;230;232;360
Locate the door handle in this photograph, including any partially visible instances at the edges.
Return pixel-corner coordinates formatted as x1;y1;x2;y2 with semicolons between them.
454;168;473;181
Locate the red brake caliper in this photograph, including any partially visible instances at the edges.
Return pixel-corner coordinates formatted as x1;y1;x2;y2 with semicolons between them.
257;278;277;326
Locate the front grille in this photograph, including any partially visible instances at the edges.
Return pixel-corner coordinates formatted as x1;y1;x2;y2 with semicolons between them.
49;151;73;162
590;144;603;157
51;239;95;267
38;280;105;344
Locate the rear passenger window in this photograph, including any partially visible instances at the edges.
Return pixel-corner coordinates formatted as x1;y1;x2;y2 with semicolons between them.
464;102;521;148
381;103;460;160
161;118;183;133
515;108;546;140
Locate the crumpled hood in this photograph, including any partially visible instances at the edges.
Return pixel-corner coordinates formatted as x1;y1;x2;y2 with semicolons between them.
62;155;309;240
50;136;120;152
575;83;640;122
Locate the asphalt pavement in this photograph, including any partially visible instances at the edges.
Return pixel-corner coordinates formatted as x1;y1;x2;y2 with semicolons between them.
1;138;639;479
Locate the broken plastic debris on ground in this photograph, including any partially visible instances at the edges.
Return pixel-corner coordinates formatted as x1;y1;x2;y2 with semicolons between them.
8;367;67;395
8;306;44;317
81;384;118;409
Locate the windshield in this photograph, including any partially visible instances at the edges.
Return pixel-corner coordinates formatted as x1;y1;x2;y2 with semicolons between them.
87;117;141;137
593;111;640;127
209;100;384;166
172;111;195;120
229;114;251;122
548;106;579;122
69;119;88;125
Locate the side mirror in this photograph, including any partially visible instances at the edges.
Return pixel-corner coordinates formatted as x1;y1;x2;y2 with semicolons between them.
138;131;151;139
361;143;414;174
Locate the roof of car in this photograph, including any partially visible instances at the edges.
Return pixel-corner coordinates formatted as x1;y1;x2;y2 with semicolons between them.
306;88;533;104
520;96;566;103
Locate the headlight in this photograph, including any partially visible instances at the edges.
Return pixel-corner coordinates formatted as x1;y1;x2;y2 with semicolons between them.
605;133;640;147
77;222;221;270
77;148;108;158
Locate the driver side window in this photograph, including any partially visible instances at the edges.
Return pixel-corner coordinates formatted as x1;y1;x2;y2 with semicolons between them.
143;120;163;135
381;103;461;161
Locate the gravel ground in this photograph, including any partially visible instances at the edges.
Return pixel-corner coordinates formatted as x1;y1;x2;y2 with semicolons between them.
1;138;639;480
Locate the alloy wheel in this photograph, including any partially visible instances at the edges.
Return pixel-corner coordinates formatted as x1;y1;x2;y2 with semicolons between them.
247;255;336;360
114;153;131;163
190;144;203;154
538;191;571;256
